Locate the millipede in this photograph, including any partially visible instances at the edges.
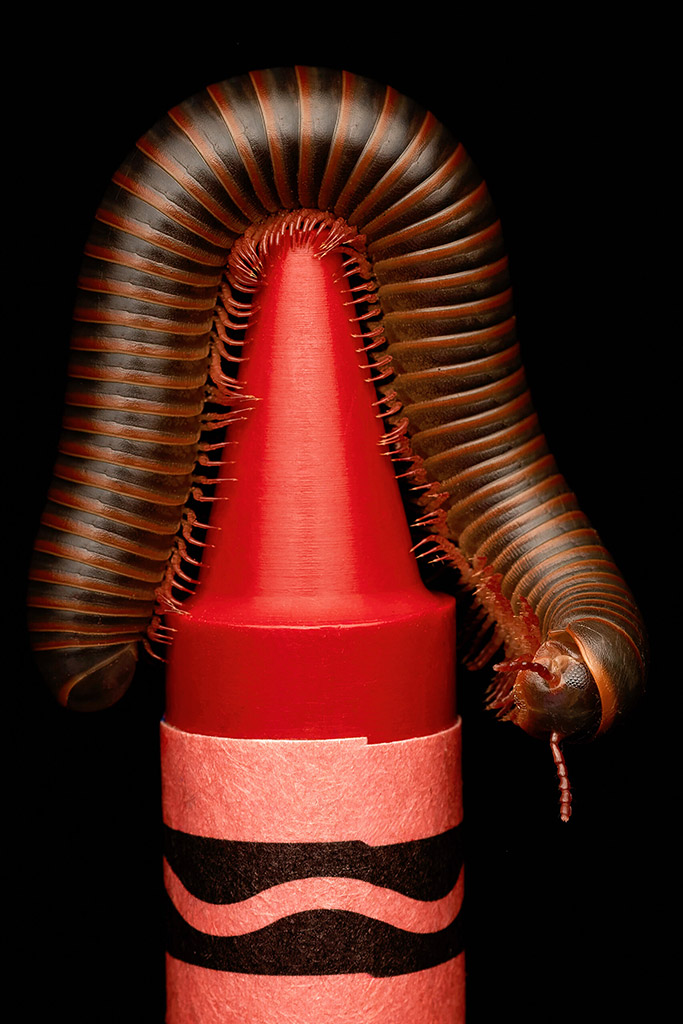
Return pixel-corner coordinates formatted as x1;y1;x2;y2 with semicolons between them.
27;65;646;822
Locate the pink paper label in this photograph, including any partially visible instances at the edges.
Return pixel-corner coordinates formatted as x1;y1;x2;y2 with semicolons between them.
161;721;464;1023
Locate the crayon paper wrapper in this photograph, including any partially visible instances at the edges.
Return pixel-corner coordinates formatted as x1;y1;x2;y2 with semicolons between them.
161;720;464;1023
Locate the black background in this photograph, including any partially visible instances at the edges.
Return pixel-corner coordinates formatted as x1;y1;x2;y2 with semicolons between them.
12;20;665;1024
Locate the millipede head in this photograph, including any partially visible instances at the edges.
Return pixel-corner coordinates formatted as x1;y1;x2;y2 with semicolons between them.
497;634;602;742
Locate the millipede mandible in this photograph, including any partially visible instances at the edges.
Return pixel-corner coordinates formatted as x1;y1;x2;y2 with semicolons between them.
27;66;647;820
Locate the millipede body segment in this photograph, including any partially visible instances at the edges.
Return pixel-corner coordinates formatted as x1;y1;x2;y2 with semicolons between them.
28;67;646;817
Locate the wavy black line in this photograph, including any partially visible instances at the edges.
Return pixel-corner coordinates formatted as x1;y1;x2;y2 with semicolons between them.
163;822;463;903
165;892;465;976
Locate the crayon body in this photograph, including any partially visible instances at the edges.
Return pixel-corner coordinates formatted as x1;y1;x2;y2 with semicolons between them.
162;238;463;1022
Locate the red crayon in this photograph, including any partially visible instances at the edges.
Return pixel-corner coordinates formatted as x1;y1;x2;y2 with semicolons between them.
162;217;462;1021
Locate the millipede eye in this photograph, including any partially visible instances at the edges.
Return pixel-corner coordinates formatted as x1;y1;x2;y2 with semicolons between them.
562;660;593;690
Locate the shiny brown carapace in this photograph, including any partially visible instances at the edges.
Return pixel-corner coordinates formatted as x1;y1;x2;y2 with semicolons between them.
27;67;646;819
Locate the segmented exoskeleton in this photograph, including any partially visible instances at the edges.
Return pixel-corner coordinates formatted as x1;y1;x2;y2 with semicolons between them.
28;67;646;816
